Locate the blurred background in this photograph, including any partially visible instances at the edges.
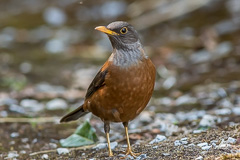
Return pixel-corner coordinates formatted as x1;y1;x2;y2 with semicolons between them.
1;0;240;159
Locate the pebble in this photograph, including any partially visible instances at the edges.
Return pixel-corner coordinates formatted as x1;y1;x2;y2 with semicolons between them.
201;145;211;150
20;99;44;112
149;135;167;144
139;111;153;123
41;154;49;159
175;95;197;106
43;7;66;26
153;146;158;149
193;130;203;134
195;156;203;160
57;148;70;155
10;132;19;138
163;76;176;89
7;151;19;158
174;140;181;146
197;142;208;147
232;107;240;115
227;137;236;144
46;98;68;110
93;142;118;150
214;108;231;115
21;138;29;143
0;110;8;117
199;115;216;127
162;153;170;156
136;154;147;160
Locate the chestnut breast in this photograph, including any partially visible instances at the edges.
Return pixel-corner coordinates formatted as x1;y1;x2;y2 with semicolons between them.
85;58;155;122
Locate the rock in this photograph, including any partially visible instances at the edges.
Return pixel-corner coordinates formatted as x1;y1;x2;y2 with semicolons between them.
35;82;65;93
197;142;208;147
0;110;8;117
201;145;211;150
193;130;203;134
180;137;188;141
232;107;240;115
21;138;28;143
46;98;68;110
57;148;69;155
175;95;197;106
163;76;176;89
45;39;66;54
195;156;203;160
136;154;147;160
10;132;19;138
20;99;44;112
152;146;158;149
139;111;153;123
162;153;170;156
94;142;118;150
7;151;19;158
20;62;32;73
218;99;233;108
19;150;26;154
41;154;49;159
149;135;167;144
214;108;231;115
174;140;181;146
227;137;237;144
199;115;216;127
43;7;66;26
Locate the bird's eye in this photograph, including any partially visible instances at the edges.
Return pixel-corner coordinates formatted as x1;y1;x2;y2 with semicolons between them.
120;27;128;34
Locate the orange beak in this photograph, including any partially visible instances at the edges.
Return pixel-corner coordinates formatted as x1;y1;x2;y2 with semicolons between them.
95;26;119;35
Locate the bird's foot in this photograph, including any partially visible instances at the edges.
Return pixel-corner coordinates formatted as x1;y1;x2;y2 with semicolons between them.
108;150;114;157
120;148;140;159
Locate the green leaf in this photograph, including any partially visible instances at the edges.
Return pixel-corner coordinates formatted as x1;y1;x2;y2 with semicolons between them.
60;121;98;147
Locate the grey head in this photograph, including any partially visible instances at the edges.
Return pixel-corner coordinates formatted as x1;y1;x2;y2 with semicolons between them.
95;21;147;67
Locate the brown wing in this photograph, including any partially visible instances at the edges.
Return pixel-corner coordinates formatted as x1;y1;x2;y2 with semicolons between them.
85;68;108;99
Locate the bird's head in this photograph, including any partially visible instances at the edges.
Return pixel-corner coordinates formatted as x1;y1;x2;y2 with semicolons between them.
95;21;141;51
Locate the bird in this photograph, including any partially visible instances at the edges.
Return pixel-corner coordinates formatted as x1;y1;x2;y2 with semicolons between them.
60;21;156;158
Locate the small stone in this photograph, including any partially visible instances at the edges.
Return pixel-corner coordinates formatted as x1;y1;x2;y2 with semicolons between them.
199;115;216;127
93;143;107;150
149;135;167;144
215;108;231;115
181;140;188;145
21;138;29;143
57;148;69;155
201;145;211;150
174;140;181;146
195;156;203;160
41;154;49;159
175;95;197;106
197;142;208;147
20;99;44;112
162;153;170;156
139;111;152;123
110;142;118;150
181;137;188;141
7;151;19;158
232;107;240;115
227;137;237;144
193;130;203;134
10;132;19;138
46;98;68;110
136;154;147;160
43;7;66;26
152;146;158;149
19;150;26;154
188;143;195;147
0;110;8;117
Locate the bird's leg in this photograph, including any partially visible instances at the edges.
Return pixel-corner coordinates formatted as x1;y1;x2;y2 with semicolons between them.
104;121;113;157
121;122;140;158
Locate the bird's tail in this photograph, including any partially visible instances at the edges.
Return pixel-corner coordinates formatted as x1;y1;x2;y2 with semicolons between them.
60;105;88;123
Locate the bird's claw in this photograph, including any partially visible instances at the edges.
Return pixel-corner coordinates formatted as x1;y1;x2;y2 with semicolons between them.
120;148;140;159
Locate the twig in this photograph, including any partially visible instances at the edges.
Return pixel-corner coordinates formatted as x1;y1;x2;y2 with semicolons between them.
0;117;60;123
29;144;95;156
